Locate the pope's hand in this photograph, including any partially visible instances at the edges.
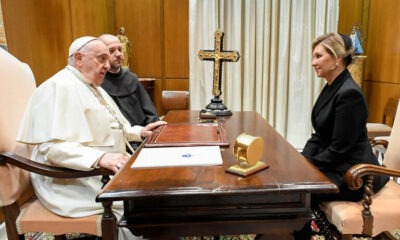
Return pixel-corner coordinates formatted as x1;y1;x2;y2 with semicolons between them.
98;153;128;173
141;120;167;137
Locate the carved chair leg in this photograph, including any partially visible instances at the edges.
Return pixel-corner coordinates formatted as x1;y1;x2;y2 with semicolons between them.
341;234;353;240
54;235;65;240
2;202;21;240
254;234;263;240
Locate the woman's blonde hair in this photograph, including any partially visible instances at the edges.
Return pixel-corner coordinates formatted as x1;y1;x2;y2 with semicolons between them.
312;32;354;67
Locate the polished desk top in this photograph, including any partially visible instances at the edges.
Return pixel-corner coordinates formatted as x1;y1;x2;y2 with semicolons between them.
97;110;337;238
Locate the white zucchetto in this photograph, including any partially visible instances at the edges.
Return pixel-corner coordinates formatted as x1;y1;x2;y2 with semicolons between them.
68;36;98;57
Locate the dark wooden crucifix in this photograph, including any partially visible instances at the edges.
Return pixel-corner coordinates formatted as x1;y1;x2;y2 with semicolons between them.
198;30;240;116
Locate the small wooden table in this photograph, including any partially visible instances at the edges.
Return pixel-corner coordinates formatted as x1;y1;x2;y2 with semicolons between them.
138;78;155;102
97;111;337;239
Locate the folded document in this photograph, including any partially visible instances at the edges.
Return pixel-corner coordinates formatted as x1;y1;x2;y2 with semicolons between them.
131;146;223;168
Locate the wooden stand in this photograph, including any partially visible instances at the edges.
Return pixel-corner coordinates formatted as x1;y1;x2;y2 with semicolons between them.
348;55;367;88
138;78;155;102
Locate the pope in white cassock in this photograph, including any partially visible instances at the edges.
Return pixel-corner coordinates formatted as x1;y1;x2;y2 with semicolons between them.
16;36;166;239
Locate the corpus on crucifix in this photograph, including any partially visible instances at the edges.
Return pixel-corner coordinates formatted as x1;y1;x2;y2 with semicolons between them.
198;30;240;116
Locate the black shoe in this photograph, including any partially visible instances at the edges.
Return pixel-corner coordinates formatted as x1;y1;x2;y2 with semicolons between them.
293;221;313;240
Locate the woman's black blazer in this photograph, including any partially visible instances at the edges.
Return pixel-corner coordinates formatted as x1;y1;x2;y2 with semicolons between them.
302;69;388;200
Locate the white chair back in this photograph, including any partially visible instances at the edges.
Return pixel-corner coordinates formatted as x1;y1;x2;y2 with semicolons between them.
384;99;400;170
0;48;36;207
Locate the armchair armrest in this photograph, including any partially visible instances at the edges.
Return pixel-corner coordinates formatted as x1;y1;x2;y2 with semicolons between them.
344;163;400;190
344;163;400;236
0;151;114;187
370;138;389;164
370;138;389;149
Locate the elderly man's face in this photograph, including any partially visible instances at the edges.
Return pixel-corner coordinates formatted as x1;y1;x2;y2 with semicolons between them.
78;40;110;87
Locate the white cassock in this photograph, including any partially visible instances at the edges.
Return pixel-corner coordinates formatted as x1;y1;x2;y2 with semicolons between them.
17;65;145;240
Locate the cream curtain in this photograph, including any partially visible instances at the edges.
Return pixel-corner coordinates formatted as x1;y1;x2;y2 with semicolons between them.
189;0;339;148
0;2;7;49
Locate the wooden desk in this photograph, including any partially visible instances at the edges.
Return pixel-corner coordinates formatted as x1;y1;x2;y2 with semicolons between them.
97;111;337;240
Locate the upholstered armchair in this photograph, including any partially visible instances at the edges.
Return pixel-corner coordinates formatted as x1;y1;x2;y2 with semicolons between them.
0;48;116;240
367;97;399;141
161;90;190;117
319;99;400;239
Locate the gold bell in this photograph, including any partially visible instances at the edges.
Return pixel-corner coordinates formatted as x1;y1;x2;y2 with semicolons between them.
226;133;269;176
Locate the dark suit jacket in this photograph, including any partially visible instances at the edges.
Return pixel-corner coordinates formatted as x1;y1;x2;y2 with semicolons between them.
302;69;388;201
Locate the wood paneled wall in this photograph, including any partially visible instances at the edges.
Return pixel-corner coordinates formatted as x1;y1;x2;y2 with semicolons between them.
114;0;163;77
1;0;115;86
3;0;398;121
1;0;189;115
70;0;115;38
338;0;367;38
114;0;189;114
339;0;400;122
2;0;71;85
114;0;164;113
363;0;400;122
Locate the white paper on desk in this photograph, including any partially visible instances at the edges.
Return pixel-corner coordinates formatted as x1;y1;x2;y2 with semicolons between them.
131;146;223;168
